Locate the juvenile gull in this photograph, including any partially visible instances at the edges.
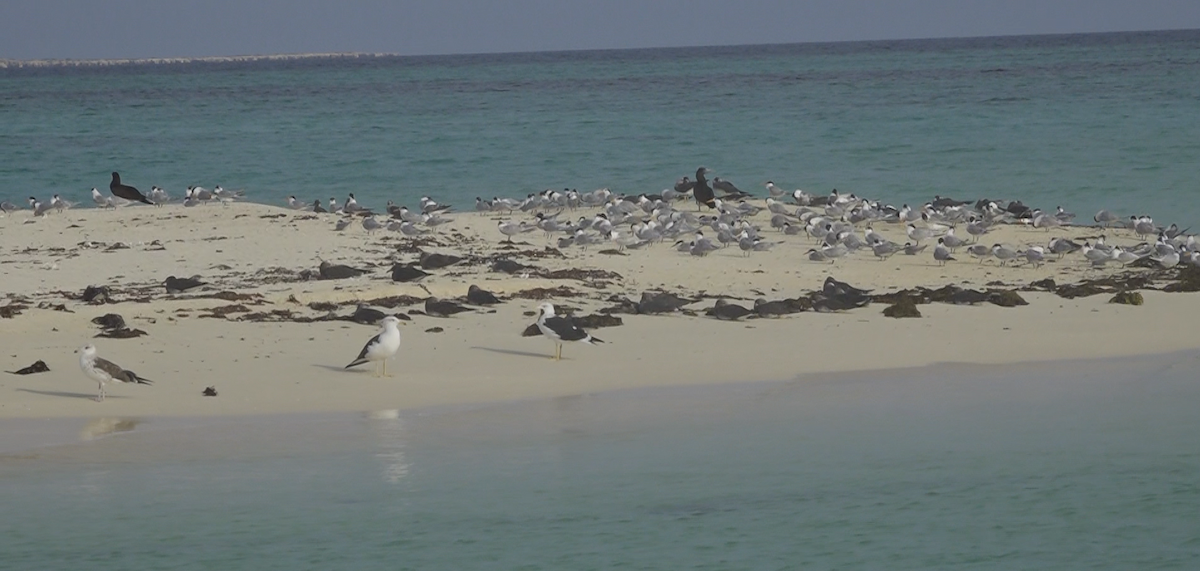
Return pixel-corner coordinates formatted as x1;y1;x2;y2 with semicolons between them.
345;316;402;377
706;298;753;321
390;263;431;283
163;275;206;293
319;260;367;280
536;303;604;360
77;344;153;402
109;172;155;205
467;284;501;305
424;297;472;318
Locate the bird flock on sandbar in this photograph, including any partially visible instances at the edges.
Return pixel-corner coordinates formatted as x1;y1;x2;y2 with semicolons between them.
4;167;1195;401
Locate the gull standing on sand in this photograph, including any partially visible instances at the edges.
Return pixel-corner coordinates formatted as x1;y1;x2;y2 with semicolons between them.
77;344;153;402
536;303;604;361
345;316;402;377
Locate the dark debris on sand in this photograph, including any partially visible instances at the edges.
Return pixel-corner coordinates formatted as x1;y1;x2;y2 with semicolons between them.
95;327;148;339
7;360;50;375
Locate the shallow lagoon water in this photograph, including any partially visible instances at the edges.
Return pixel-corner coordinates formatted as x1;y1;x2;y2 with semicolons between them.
2;352;1198;569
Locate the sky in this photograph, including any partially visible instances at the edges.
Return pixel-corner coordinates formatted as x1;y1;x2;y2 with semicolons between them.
2;0;1200;61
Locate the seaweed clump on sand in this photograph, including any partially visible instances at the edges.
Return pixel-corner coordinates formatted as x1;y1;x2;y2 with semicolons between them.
1109;291;1144;306
882;296;922;318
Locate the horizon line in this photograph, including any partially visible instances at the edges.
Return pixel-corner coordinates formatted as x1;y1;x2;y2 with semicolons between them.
2;27;1196;69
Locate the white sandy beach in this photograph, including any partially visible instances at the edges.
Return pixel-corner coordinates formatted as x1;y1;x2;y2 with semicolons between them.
1;200;1197;419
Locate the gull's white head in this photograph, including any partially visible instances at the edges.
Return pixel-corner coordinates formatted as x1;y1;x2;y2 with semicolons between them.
381;316;402;329
537;303;556;318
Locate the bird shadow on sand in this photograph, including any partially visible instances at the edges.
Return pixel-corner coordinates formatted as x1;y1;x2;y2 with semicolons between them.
16;388;128;400
470;346;558;360
312;364;356;374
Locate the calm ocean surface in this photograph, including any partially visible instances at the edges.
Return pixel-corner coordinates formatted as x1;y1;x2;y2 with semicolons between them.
2;353;1198;569
4;32;1200;569
2;30;1200;225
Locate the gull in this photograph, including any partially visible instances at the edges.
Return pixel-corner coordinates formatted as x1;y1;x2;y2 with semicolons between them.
707;298;754;321
345;316;402;377
497;220;536;243
77;344;153;402
933;238;955;266
424;297;472;318
536;303;604;360
467;285;501;305
163;275;206;293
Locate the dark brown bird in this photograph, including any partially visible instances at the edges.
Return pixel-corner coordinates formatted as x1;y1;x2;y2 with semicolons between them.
466;285;500;305
693;167;716;210
163;275;206;293
390;263;430;283
319;260;367;280
109;172;155;205
425;297;472;318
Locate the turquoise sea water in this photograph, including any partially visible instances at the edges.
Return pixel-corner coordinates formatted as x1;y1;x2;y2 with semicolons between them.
2;353;1198;569
2;30;1200;225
